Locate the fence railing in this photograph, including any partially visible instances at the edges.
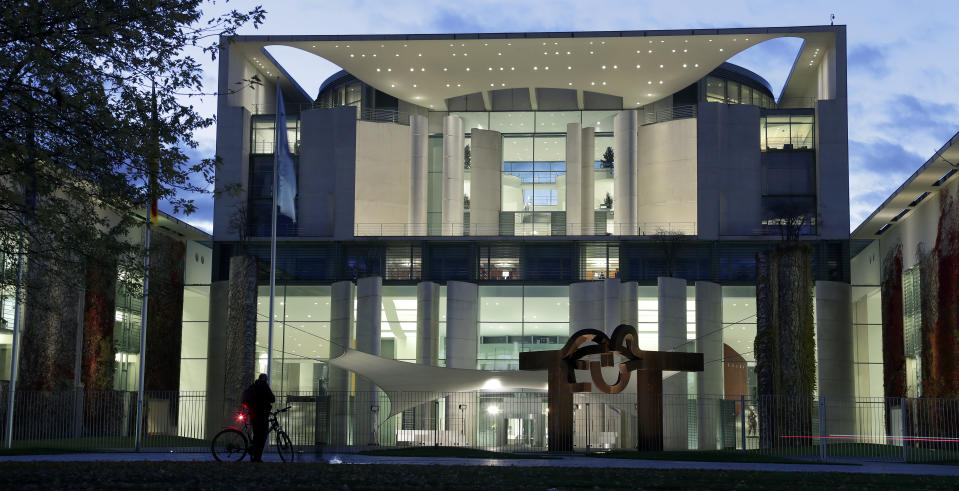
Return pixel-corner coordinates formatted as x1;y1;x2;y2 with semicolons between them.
640;104;697;126
3;389;959;463
353;222;698;237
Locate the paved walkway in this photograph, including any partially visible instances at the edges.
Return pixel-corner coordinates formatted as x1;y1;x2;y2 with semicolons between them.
2;451;959;476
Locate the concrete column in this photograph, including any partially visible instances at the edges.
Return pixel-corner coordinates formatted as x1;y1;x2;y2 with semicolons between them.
619;281;638;328
603;278;620;335
408;114;429;235
205;280;229;438
816;281;855;435
566;123;583;234
695;281;723;450
416;281;440;366
613;110;638;235
355;276;382;445
658;276;688;450
442;115;465;235
328;280;354;446
469;128;502;235
569;281;604;334
445;281;478;369
581;127;595;234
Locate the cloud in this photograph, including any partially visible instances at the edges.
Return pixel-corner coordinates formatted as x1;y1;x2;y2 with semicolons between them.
880;95;959;138
847;138;924;229
849;44;889;78
849;138;925;175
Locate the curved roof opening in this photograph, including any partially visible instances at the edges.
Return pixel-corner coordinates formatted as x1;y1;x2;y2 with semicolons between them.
725;37;805;101
264;45;343;99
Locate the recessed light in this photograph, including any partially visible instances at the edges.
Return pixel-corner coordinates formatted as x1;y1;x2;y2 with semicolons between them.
601;65;606;69
635;64;640;68
533;66;538;70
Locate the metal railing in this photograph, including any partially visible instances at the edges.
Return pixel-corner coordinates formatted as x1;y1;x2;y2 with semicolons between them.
641;105;697;126
353;222;697;237
4;389;958;463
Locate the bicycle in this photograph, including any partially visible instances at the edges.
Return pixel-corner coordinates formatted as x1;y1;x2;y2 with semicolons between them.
211;405;295;462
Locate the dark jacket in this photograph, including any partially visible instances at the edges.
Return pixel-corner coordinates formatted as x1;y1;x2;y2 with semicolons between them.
250;379;275;417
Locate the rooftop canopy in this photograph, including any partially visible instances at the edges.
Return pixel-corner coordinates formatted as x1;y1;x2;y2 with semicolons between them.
225;26;841;110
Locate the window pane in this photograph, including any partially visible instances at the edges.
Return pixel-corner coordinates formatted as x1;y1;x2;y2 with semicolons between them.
489;111;534;133
726;81;741;104
706;77;725;102
535;111;579;133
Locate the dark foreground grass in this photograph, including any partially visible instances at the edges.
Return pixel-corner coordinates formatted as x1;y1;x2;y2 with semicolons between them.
587;449;823;465
359;446;557;459
1;461;958;490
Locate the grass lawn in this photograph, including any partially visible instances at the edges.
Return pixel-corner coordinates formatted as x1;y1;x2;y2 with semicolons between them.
1;462;958;490
359;446;557;459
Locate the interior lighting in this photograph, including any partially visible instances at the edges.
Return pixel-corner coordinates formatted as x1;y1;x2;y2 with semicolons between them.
466;67;470;71
349;54;354;57
510;67;515;70
602;81;606;85
590;51;594;54
694;64;699;67
601;65;606;69
566;51;571;54
488;67;492;70
376;68;381;72
659;64;664;68
683;49;687;52
486;405;501;415
544;66;549;70
683;64;687;68
443;67;447;71
568;66;572;70
390;84;395;87
613;65;617;69
533;66;538;70
498;52;502;55
421;68;425;71
591;82;595;85
636;64;640;68
387;68;391;71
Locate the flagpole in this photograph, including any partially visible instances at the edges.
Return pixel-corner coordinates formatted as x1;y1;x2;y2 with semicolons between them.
134;81;158;451
267;81;281;383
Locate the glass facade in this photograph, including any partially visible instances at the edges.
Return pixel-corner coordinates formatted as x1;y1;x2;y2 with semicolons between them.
760;111;814;151
478;285;569;370
705;76;775;108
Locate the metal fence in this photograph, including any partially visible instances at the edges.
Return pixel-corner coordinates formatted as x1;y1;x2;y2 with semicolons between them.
3;389;958;462
353;222;698;237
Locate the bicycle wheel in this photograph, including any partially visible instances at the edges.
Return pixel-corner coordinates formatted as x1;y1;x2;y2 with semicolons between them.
274;430;294;462
212;428;248;462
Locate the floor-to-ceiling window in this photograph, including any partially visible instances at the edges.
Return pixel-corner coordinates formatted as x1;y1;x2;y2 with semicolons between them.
477;285;569;369
255;285;332;394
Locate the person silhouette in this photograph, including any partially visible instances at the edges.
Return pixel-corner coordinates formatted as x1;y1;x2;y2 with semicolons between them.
246;373;275;462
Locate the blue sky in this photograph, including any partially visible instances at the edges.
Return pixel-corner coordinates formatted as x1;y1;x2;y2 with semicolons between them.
174;0;959;234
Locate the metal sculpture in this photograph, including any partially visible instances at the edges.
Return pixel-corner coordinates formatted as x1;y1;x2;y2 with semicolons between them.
519;324;703;452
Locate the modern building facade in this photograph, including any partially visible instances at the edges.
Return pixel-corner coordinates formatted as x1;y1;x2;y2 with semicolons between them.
850;131;959;402
207;25;853;449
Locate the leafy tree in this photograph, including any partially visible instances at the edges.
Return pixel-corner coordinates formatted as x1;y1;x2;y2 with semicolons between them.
602;192;613;209
600;146;614;169
0;1;265;294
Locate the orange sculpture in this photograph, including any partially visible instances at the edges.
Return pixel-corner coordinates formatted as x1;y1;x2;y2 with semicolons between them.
520;324;704;451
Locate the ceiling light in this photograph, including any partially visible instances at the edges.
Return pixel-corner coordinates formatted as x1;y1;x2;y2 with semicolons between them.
446;83;450;87
488;67;492;70
412;84;417;87
591;82;595;85
498;52;502;56
568;82;572;85
376;68;381;72
647;93;652;96
659;80;663;84
613;65;617;69
421;68;425;71
602;81;606;85
490;83;494;86
387;68;391;71
544;66;549;70
466;67;470;71
659;64;663;68
589;51;594;54
719;48;724;52
635;63;640;68
391;84;395;87
349;54;354;57
601;65;606;69
533;66;538;70
683;49;687;53
443;67;447;71
568;66;572;70
648;81;652;84
418;53;422;56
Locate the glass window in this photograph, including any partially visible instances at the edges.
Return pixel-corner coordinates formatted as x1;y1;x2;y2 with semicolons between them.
489;112;534;133
789;114;814;150
449;112;490;133
535;111;579;133
726;81;741;104
741;86;753;106
705;77;725;103
582;110;618;133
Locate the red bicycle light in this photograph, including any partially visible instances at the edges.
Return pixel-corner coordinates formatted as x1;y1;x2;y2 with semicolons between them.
237;413;244;422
